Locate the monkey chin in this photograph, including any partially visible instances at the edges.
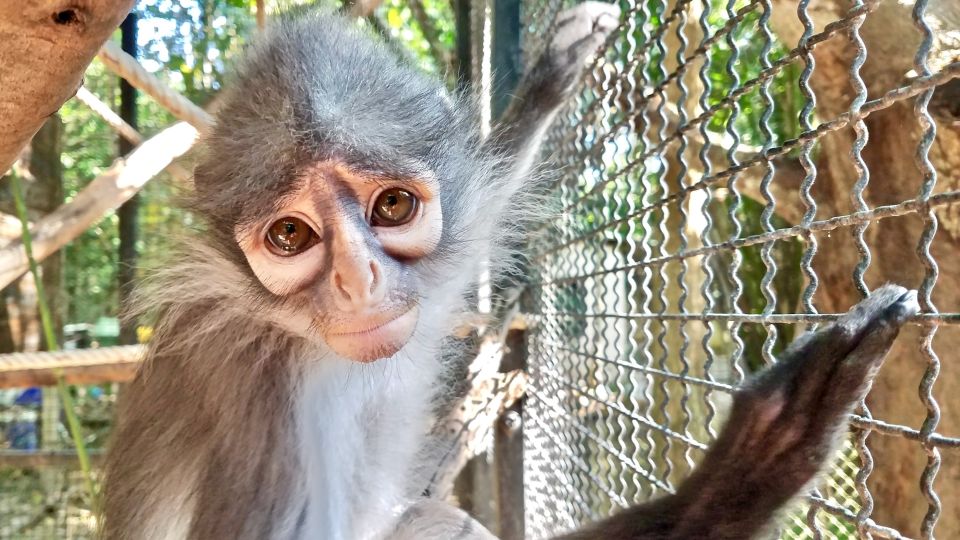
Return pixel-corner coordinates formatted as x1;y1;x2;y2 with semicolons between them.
323;306;420;363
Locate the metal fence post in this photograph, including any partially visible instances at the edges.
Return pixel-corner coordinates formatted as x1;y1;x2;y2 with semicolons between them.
495;327;526;540
491;0;522;119
490;2;525;537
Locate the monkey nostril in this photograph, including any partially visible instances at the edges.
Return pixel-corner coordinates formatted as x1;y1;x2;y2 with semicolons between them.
333;272;353;302
368;261;380;295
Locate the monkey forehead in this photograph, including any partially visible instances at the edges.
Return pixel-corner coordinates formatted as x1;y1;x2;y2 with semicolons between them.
230;12;467;151
193;11;479;222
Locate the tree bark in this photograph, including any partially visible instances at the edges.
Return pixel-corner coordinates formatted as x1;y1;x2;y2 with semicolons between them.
769;0;960;536
28;115;65;350
0;0;135;174
0;116;64;354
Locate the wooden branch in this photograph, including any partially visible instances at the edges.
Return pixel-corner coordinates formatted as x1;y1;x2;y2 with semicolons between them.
0;0;135;174
73;86;192;183
98;41;214;130
0;345;143;388
0;450;106;468
75;86;141;145
0;213;23;243
0;122;198;289
426;339;529;498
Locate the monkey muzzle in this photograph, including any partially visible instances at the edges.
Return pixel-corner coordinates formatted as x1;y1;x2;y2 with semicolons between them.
323;305;420;362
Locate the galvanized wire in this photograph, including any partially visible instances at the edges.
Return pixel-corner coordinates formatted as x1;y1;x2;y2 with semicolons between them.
519;1;960;539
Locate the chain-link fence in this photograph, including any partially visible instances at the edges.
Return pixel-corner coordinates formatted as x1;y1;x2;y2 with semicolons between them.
1;382;109;539
515;0;960;539
1;1;958;539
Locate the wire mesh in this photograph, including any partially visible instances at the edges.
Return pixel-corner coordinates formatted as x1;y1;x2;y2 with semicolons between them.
1;384;109;539
0;1;957;539
519;0;960;539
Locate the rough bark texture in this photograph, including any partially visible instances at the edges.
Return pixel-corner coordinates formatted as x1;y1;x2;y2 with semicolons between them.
770;0;960;536
0;0;134;174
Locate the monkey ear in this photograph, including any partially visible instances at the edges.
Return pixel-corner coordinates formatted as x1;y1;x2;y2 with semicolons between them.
187;160;220;215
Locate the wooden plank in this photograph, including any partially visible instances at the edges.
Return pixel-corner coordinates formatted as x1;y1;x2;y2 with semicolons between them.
426;337;529;498
0;450;105;469
0;345;144;388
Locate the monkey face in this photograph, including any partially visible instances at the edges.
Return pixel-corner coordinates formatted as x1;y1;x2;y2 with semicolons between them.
190;18;488;364
233;161;446;362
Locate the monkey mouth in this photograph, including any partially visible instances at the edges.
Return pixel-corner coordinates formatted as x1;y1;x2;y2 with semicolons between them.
324;305;420;363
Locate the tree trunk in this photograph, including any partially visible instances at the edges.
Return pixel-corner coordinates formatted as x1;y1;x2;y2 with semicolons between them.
0;0;134;174
0;116;64;353
770;0;960;536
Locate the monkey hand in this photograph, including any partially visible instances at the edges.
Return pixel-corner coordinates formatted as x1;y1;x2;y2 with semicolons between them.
518;2;620;108
672;284;919;538
385;500;496;540
560;285;919;540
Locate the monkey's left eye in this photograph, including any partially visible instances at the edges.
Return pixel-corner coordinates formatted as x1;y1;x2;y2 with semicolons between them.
371;188;419;227
265;217;318;256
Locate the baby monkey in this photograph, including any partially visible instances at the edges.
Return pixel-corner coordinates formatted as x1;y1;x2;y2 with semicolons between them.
101;6;919;540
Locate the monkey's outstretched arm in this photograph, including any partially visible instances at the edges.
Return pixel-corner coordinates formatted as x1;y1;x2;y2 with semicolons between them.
482;2;619;178
558;284;920;540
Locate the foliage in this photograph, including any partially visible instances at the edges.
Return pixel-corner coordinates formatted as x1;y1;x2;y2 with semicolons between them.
377;0;456;77
61;0;258;326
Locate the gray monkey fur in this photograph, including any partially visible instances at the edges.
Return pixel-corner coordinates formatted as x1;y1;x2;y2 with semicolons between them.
101;6;919;540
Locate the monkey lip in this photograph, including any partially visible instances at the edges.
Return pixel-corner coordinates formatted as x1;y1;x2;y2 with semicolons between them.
324;306;419;363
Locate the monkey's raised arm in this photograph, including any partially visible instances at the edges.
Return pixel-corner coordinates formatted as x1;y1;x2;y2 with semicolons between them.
555;285;919;540
481;2;619;181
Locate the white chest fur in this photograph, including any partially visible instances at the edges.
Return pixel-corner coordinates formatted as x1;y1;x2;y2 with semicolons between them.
293;348;442;540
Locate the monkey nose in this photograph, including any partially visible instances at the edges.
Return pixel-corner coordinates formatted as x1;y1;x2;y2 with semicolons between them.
331;259;385;311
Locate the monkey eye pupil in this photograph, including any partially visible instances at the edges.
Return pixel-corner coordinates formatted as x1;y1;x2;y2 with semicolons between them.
372;188;418;227
266;217;318;256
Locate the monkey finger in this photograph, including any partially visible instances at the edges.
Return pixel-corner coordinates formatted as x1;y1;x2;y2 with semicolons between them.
832;285;917;342
814;289;919;419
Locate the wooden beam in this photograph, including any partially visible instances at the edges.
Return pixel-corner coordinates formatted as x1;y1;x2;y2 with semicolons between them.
0;450;105;468
0;318;498;389
0;0;135;174
0;122;198;289
0;345;143;388
98;40;214;130
426;338;529;498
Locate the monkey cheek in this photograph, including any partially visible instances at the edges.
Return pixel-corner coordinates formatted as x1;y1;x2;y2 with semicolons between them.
323;306;420;363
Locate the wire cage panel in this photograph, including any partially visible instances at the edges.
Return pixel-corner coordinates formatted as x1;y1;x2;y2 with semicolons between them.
1;382;108;539
518;0;960;539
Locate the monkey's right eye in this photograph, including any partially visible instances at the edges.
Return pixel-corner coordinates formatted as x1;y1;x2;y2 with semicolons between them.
265;217;318;256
